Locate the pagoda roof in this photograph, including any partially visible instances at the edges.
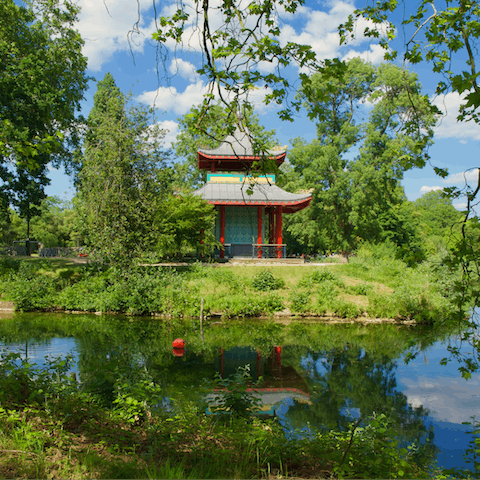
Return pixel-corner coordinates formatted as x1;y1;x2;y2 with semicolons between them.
198;126;286;171
192;182;311;213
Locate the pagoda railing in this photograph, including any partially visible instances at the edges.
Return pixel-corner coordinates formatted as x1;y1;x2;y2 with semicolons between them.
218;244;287;259
253;244;286;259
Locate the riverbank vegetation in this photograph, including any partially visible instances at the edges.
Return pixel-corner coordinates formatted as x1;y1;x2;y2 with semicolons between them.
0;316;448;479
0;240;469;323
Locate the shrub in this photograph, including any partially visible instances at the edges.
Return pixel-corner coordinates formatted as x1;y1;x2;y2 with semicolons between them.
367;292;399;319
316;281;338;307
0;256;21;277
290;289;312;313
300;268;343;288
262;293;285;314
7;261;61;311
0;349;74;406
207;365;261;418
251;270;284;291
348;283;374;296
220;292;283;317
330;299;362;319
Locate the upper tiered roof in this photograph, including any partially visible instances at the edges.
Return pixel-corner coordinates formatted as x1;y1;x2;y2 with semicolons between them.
197;126;286;172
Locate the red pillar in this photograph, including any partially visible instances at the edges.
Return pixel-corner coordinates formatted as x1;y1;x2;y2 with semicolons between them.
257;206;263;258
220;205;226;259
276;206;283;258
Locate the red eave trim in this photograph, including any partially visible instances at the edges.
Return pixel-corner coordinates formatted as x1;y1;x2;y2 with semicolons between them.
203;196;311;213
199;152;286;161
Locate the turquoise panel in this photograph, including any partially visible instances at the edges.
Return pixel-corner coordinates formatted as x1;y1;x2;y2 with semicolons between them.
225;206;259;244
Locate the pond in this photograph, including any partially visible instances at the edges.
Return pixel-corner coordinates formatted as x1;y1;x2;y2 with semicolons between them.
0;312;479;475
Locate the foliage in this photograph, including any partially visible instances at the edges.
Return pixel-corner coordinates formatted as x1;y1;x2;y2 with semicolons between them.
300;268;343;288
220;292;284;318
339;0;480;377
153;0;318;145
329;299;363;319
283;58;436;255
76;74;173;265
289;288;312;313
0;0;88;208
322;413;428;479
207;365;261;418
0;349;74;407
340;0;480;125
153;194;217;258
251;270;285;291
112;368;163;424
76;74;216;264
29;197;80;247
5;261;63;311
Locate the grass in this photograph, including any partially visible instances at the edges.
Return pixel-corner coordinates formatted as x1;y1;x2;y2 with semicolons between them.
0;252;466;323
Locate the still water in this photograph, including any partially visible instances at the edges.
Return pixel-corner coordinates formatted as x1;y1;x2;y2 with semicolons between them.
0;312;479;474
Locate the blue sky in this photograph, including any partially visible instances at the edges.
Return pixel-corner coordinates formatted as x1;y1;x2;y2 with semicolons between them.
44;0;480;212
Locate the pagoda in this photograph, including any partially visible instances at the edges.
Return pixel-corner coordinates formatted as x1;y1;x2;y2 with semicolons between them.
193;126;311;258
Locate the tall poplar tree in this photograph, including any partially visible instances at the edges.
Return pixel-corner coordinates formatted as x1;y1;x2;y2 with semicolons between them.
77;74;216;264
77;74;167;264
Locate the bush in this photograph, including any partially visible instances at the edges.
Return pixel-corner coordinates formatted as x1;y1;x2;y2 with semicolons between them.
330;299;362;319
251;270;284;291
367;292;399;318
220;292;283;317
348;283;374;296
316;281;338;309
290;289;312;313
300;268;343;288
7;261;62;311
0;349;74;406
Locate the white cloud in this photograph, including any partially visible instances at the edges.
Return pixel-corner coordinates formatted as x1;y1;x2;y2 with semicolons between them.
402;377;480;424
156;120;179;148
168;59;198;82
453;202;468;211
443;168;480;185
137;81;207;114
432;92;480;141
342;44;386;65
420;185;443;193
138;79;275;116
77;0;157;70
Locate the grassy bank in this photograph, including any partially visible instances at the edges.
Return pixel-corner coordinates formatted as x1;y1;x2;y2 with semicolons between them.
0;347;435;479
0;247;466;323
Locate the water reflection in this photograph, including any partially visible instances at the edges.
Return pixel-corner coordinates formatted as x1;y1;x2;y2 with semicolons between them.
0;312;478;473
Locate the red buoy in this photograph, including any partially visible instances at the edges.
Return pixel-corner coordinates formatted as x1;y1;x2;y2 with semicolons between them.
172;338;185;349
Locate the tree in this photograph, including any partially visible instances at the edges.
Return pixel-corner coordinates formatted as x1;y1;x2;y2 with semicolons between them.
10;164;49;253
173;103;279;189
77;74;169;264
1;0;89;249
283;59;435;256
29;197;80;248
338;1;480;376
0;0;88;166
77;73;216;264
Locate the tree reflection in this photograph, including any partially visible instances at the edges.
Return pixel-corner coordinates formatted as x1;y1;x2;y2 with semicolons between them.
282;343;438;468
